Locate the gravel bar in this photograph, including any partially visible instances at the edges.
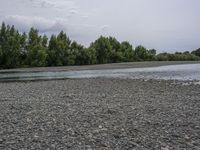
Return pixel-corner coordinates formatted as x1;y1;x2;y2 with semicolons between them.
0;78;200;149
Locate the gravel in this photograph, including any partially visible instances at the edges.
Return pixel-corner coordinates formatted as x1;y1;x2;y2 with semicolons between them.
0;78;200;149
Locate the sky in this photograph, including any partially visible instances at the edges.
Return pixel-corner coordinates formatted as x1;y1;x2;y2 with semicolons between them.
0;0;200;52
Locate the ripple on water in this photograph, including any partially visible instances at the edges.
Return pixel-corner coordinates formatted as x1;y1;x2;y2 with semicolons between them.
0;64;200;83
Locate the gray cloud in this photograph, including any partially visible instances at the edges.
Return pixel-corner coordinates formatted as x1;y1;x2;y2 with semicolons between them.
4;15;67;33
0;0;200;52
101;25;110;31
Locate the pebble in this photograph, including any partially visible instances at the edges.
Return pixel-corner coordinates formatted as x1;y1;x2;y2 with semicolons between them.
26;118;31;122
34;135;39;139
0;139;3;144
0;77;199;149
161;147;169;150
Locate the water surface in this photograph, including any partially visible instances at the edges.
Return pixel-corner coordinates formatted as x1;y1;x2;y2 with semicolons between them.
0;64;200;82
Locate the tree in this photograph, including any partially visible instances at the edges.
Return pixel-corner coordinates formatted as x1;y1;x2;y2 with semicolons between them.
0;22;199;69
149;49;156;55
120;41;134;61
108;37;121;52
6;27;21;67
86;47;97;64
19;32;27;65
156;53;169;61
183;51;190;54
0;23;23;68
0;46;2;66
47;31;71;66
192;48;200;57
147;49;157;60
42;35;48;48
26;28;47;66
27;45;47;66
90;36;112;64
156;52;199;61
70;41;85;65
134;45;148;61
47;35;58;66
75;47;96;65
0;22;7;67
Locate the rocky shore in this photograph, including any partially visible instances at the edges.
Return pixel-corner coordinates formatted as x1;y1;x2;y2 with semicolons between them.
0;78;200;149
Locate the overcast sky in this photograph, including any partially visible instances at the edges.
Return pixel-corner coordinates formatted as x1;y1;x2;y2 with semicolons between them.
1;0;200;52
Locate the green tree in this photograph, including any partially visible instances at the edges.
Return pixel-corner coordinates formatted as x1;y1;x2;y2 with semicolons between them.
0;23;23;68
47;31;71;66
183;51;190;54
120;41;134;61
134;45;148;61
42;35;48;48
19;32;27;65
47;35;58;66
70;41;84;65
90;36;112;64
26;28;47;67
0;22;8;67
192;48;200;57
0;46;2;66
27;45;47;66
108;37;121;52
156;53;169;61
0;22;199;69
156;52;199;61
75;47;96;65
147;49;157;60
6;26;21;67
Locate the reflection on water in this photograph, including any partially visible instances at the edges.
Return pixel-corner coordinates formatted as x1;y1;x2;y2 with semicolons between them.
0;64;200;82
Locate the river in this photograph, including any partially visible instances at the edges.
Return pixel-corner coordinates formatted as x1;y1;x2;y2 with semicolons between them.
0;63;200;83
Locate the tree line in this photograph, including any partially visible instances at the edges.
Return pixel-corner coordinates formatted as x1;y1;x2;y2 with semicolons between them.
0;22;199;69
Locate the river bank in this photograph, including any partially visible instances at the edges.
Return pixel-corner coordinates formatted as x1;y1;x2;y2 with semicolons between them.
0;78;200;149
0;61;200;73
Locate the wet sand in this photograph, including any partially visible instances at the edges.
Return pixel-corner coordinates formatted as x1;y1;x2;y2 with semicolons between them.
0;78;200;149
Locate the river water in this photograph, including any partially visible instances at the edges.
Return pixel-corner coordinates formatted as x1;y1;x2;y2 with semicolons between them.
0;64;200;82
